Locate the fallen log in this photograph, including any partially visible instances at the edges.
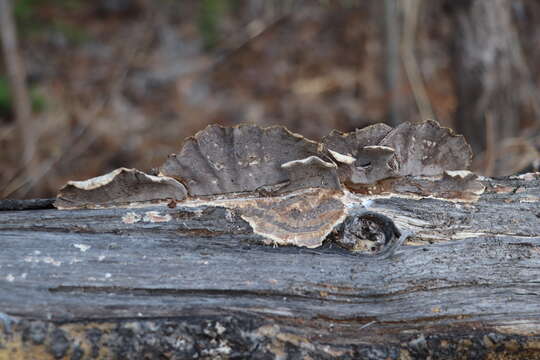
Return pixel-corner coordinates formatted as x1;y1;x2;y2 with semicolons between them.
1;173;539;359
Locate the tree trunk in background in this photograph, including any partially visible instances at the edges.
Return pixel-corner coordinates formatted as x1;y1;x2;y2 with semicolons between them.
0;0;34;165
447;0;531;157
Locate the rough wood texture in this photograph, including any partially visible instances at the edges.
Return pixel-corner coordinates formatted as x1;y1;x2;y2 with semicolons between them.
1;174;539;359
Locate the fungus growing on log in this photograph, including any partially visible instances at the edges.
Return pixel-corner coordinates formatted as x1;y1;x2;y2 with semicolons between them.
396;170;485;201
55;168;187;209
322;123;393;156
159;124;327;196
323;123;397;185
54;121;477;252
280;156;341;193
231;189;346;248
379;120;472;176
324;120;472;188
350;170;485;202
341;145;398;185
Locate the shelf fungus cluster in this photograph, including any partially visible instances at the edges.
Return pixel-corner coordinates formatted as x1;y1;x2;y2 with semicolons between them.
56;121;483;255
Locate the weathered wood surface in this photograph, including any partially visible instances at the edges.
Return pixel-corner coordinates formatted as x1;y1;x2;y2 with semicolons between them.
0;174;539;359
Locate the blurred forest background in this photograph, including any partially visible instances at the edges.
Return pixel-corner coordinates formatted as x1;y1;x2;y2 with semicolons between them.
1;0;540;199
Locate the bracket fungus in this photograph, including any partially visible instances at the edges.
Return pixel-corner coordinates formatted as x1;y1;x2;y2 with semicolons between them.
231;189;346;248
379;120;472;176
323;123;393;155
391;170;485;201
280;156;341;193
323;123;397;185
55;121;479;253
55;168;187;209
349;170;485;202
159;124;328;196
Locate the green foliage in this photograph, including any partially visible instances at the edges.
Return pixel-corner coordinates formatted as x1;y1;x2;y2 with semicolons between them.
30;88;46;113
14;0;88;44
198;0;231;50
0;77;11;118
15;0;83;21
13;0;36;23
0;76;47;119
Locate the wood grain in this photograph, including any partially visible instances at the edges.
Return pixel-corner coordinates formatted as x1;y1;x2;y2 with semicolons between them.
0;175;539;359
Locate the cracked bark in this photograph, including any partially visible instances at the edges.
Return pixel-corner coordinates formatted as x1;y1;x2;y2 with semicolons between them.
0;175;539;359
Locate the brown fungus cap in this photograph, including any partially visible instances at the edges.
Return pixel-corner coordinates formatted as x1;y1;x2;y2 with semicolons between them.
55;168;187;209
323;123;397;185
350;170;485;202
280;155;341;193
56;121;477;210
392;170;485;201
379;120;473;176
159;124;330;196
322;123;393;157
233;189;346;248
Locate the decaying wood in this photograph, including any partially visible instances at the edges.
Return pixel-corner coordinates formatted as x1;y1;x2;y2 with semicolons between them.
1;122;538;358
1;173;539;359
